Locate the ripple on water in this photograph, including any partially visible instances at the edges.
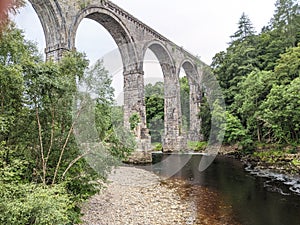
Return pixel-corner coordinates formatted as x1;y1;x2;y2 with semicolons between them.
245;166;300;196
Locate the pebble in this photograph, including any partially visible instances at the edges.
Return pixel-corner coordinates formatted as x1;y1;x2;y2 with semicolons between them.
79;166;196;225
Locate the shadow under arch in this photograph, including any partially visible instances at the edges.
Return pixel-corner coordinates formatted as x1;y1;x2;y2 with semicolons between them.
69;6;138;71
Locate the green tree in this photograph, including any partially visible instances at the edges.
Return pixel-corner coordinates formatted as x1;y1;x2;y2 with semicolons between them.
258;77;300;143
232;70;276;142
212;13;258;106
145;81;164;97
0;21;134;223
199;96;211;141
145;82;164;143
274;43;300;84
270;0;300;47
230;12;256;43
180;76;190;130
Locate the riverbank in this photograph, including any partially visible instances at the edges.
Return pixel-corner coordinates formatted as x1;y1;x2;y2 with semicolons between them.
219;145;300;175
79;166;196;225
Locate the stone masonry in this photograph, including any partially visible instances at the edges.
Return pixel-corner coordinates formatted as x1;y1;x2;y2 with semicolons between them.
29;0;206;152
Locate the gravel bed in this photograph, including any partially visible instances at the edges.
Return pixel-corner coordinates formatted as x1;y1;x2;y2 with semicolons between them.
79;166;196;225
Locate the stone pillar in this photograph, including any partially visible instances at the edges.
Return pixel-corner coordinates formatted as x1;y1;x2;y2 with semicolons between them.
189;82;202;141
45;43;70;61
123;69;151;152
162;64;187;152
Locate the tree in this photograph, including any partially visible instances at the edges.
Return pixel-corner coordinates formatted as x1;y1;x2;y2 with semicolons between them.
256;0;300;71
232;70;276;142
145;82;164;143
230;12;256;43
270;0;300;47
274;43;300;84
0;21;136;223
199;97;211;141
0;23;40;145
180;76;190;130
145;81;164;97
258;77;300;143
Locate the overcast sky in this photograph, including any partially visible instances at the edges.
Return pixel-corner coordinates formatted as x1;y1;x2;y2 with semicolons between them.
13;0;276;101
14;0;276;65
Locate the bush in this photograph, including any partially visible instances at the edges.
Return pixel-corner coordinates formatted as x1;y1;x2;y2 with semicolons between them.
0;183;78;225
188;141;207;151
154;143;163;151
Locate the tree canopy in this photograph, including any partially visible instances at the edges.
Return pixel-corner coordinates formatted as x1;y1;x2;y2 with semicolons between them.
204;0;300;147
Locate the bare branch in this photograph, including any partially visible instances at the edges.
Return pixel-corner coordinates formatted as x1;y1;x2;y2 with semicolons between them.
45;107;55;168
61;149;92;179
36;106;46;185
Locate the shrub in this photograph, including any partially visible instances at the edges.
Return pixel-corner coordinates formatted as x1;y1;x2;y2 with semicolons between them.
188;141;207;151
154;143;163;151
0;183;77;225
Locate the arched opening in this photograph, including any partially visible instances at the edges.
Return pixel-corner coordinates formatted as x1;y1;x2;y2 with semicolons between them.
76;18;118;65
75;18;124;103
178;67;189;136
144;48;164;145
71;8;136;70
13;1;46;59
143;42;184;151
73;9;138;106
180;60;202;142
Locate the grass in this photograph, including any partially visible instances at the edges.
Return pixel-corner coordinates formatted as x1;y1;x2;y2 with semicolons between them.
187;141;207;152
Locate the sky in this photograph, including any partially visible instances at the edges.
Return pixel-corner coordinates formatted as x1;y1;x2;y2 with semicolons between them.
14;0;276;64
13;0;276;100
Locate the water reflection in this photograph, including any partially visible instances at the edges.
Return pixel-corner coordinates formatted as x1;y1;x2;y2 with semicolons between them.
142;154;300;225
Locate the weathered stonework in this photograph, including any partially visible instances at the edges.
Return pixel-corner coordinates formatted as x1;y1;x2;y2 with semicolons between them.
28;0;207;152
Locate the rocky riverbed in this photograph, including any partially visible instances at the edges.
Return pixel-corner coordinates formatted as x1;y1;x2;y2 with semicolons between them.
79;166;196;225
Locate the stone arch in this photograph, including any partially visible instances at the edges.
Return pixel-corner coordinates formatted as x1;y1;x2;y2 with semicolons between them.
28;1;65;59
69;6;137;71
179;59;202;141
142;41;185;152
142;40;175;75
180;59;199;84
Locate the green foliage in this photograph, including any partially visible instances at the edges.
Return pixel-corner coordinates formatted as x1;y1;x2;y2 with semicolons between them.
153;143;163;151
230;12;256;42
0;183;77;225
258;77;300;143
144;78;190;143
145;82;164;142
199;96;211;141
210;100;226;144
188;141;207;151
274;43;300;84
292;158;300;166
0;23;135;224
212;13;258;105
0;142;33;183
180;76;190;130
145;81;164;97
232;70;276;141
129;112;141;131
253;150;284;163
224;112;248;145
212;0;299;147
270;0;300;47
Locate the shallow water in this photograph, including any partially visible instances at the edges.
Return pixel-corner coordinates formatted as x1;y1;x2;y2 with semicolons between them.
142;154;300;225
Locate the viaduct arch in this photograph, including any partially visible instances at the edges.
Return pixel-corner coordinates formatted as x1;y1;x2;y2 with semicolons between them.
28;0;206;152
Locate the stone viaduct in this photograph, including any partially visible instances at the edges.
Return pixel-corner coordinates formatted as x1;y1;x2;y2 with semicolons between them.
28;0;207;152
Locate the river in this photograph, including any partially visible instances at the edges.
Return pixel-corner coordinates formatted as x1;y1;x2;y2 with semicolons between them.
139;154;300;225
